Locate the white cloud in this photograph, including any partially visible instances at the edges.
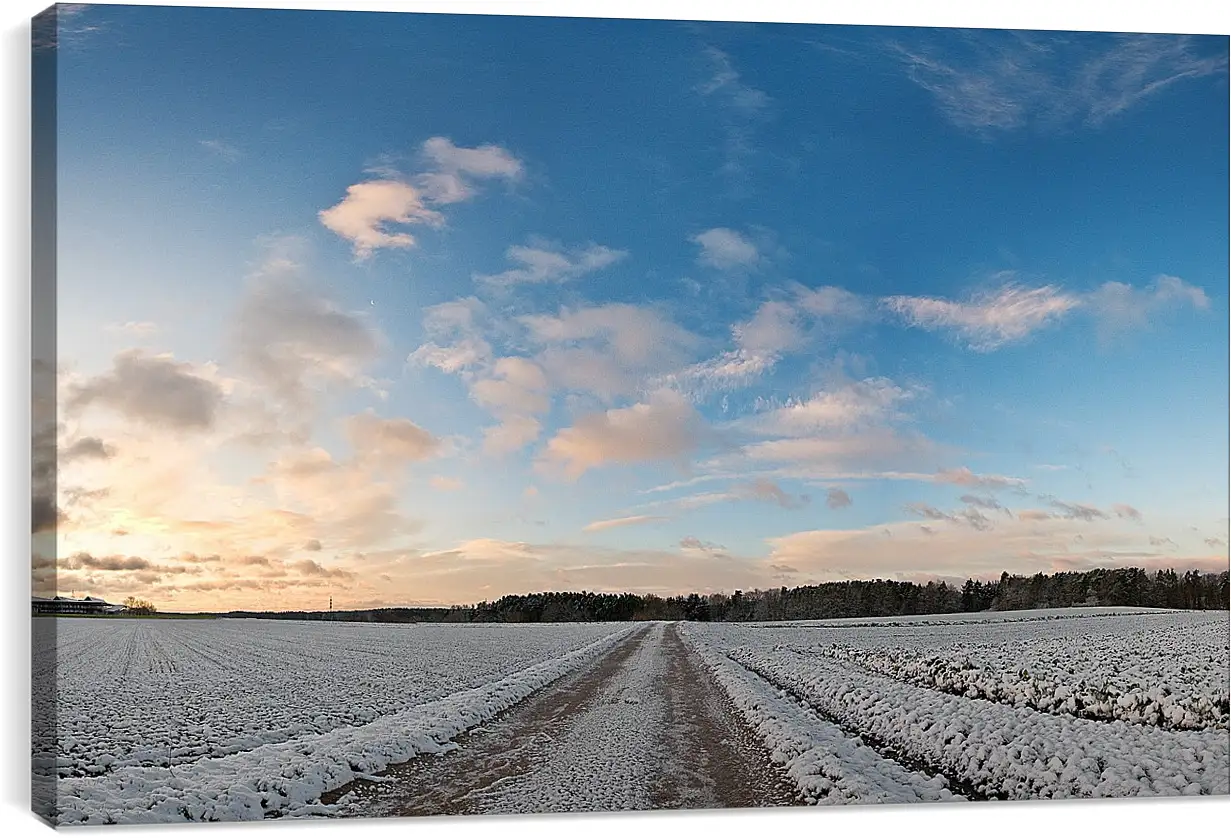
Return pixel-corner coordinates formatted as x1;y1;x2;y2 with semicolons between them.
420;136;523;180
470;357;552;457
748;378;913;437
523;304;700;400
477;242;626;286
1087;275;1209;341
482;415;543;457
321;138;522;258
538;390;704;480
429;476;465;492
744;428;943;472
344;411;439;465
734;300;803;356
407;296;494;375
318;180;443;260
883;283;1080;351
660;300;800;396
408;340;491;375
660;288;870;398
235;254;384;407
470;357;550;416
796;286;870;320
692;227;760;270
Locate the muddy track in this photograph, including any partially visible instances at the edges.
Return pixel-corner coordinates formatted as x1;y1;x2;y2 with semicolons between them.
327;622;801;817
324;625;651;814
651;624;800;809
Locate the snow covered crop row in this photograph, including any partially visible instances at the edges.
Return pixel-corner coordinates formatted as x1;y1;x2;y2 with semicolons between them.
802;622;1228;731
47;623;638;824
680;625;963;805
693;609;1230;800
39;618;628;780
743;610;1230;731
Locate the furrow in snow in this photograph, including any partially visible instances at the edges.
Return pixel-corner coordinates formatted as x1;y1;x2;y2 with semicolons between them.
678;624;962;805
728;645;1230;800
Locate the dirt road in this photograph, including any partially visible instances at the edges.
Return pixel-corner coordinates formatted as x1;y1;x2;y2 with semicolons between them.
327;622;800;817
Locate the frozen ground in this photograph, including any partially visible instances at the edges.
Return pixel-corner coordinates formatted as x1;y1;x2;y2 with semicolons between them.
330;622;799;816
40;620;635;823
37;607;1231;824
38;618;626;778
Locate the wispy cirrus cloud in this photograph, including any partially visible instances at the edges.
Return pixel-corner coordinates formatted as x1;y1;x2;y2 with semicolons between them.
883;282;1080;351
33;4;107;52
935;467;1027;492
896;31;1228;135
747;377;914;437
105;321;159;338
661;286;871;399
652;478;811;513
582;515;670;533
406;296;494;376
661;299;798;395
199;139;242;162
697;46;772;178
884;274;1208;350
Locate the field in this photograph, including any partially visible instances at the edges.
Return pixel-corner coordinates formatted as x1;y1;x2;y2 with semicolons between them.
35;608;1230;824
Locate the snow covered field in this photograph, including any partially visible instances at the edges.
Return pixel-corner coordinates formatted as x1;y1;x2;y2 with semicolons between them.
34;607;1230;824
687;607;1230;800
37;618;634;823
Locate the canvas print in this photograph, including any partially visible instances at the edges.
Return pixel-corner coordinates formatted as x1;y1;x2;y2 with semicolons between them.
30;2;1230;827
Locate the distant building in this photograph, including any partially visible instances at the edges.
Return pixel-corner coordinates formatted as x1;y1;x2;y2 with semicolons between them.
31;595;125;615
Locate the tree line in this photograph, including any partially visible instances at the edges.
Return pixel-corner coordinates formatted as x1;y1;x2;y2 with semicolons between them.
225;566;1229;623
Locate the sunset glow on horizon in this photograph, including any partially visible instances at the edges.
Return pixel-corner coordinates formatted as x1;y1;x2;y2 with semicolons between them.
34;5;1229;612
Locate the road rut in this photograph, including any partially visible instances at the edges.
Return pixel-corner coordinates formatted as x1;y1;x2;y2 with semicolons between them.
328;622;800;817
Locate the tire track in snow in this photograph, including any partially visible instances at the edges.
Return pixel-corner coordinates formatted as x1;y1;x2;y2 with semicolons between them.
331;622;799;816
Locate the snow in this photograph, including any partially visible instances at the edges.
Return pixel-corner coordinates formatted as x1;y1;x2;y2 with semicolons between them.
436;621;671;813
39;620;636;824
35;607;1230;822
37;618;627;779
679;624;962;805
690;608;1230;800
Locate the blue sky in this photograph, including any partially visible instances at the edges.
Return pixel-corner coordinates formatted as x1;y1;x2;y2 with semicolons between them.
39;4;1229;610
